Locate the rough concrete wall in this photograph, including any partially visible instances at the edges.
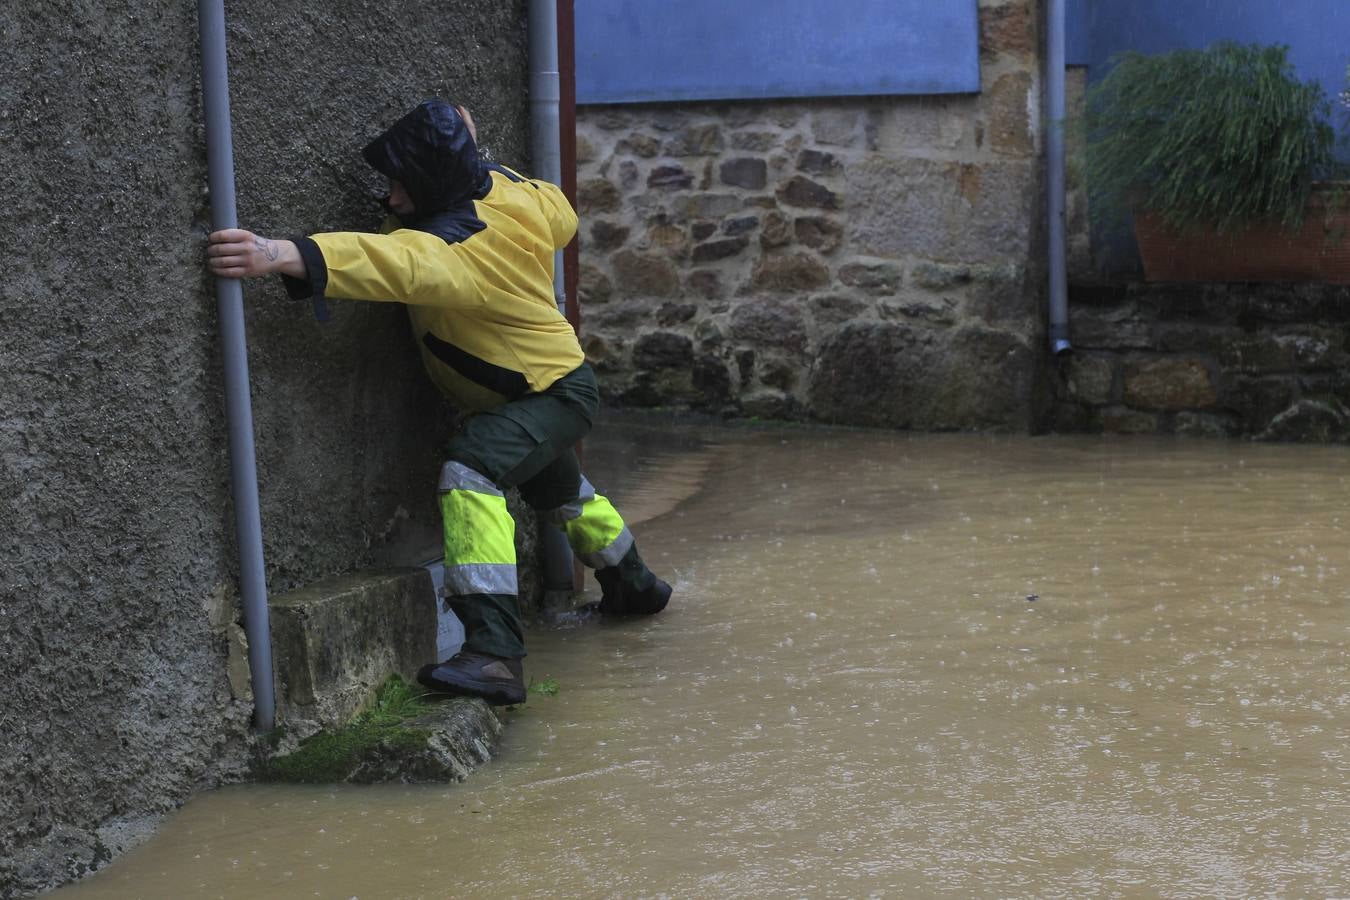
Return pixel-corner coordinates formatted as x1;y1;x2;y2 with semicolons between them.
575;0;1047;431
0;0;528;895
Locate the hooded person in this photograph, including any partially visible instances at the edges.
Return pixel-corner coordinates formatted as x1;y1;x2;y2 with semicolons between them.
206;99;672;705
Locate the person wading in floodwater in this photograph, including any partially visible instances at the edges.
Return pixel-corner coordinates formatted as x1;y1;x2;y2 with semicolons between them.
206;98;671;706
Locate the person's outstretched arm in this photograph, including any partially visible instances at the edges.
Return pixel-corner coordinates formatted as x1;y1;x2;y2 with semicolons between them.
207;229;307;279
207;227;481;308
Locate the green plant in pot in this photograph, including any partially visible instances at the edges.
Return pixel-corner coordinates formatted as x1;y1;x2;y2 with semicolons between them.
1084;42;1349;282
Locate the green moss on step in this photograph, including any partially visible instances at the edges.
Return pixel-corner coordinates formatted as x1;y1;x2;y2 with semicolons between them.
259;676;436;784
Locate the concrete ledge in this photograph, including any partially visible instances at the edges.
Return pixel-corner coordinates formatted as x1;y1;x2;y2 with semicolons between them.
260;696;503;784
269;568;438;733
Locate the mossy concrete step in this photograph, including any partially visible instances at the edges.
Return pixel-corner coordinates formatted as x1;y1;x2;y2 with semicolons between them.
260;694;503;784
268;568;439;735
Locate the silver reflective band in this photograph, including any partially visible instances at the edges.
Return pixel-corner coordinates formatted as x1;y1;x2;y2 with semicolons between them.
577;526;634;569
443;562;518;596
438;461;503;496
552;474;598;524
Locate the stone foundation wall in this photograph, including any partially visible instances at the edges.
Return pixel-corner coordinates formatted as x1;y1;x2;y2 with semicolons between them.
1054;284;1350;439
575;0;1048;431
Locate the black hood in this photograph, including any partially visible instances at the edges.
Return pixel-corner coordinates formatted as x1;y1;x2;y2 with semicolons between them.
362;99;489;217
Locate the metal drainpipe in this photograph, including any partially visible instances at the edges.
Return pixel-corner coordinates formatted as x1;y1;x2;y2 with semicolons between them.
198;0;276;731
1047;0;1071;356
528;0;579;601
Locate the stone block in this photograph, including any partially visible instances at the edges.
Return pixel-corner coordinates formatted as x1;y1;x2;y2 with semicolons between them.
1257;399;1350;443
1065;353;1116;404
732;131;780;152
735;348;756;382
1175;411;1243;438
657;302;698;326
579;263;612;305
691;222;717;241
807;322;1033;429
742;390;804;420
578;178;621;214
593;110;634;131
687;270;722;299
720;157;768;189
611;250;679;298
846;156;1034;261
1216;328;1347;374
839;260;902;295
794;216;843;253
692;237;750;263
811;294;871;326
1123;358;1217;410
1100;406;1161;434
692;354;733;410
576;135;597;164
723;215;760;236
582;333;619;371
698;319;728;349
646;222;690;256
869;96;969;152
759;355;798;390
588;220;629;252
634;331;694;370
664;123;724;156
620;368;696;406
1219;374;1297;426
980;1;1035;58
777;175;842;210
761;211;793;249
618;160;640;190
730;299;808;353
617;133;660;157
877;295;959;325
983;71;1035;156
671;193;744;222
269;569;437;732
647;165;694;190
750;252;830;293
797;149;843;176
1069;303;1152;349
651;109;692;131
811;109;860;146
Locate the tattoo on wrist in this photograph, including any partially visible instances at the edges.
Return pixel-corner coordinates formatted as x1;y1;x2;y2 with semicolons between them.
255;237;280;262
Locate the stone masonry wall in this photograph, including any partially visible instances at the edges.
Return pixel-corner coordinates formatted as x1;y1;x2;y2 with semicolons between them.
1054;284;1350;440
575;0;1048;431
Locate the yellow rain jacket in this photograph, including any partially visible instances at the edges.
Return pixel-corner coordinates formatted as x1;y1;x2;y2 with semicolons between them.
287;101;583;412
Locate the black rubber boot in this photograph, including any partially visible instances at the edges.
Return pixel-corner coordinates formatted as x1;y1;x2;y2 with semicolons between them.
417;650;526;706
595;543;672;616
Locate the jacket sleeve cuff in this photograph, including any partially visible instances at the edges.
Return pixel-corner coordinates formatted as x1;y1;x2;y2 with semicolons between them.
280;235;328;300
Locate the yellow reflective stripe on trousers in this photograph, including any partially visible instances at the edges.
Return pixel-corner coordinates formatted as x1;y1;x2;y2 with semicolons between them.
562;493;633;569
440;462;516;596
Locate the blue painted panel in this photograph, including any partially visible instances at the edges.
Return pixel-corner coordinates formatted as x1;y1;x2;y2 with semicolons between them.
576;0;980;104
1082;0;1349;118
1065;0;1091;66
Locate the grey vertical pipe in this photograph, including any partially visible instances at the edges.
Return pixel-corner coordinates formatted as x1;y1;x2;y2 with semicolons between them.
528;0;565;313
1046;0;1071;355
198;0;276;731
528;0;577;598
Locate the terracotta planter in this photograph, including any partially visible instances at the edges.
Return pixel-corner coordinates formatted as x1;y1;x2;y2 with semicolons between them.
1133;184;1350;283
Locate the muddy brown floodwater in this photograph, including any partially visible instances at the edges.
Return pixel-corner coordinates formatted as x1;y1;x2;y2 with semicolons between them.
54;417;1350;898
